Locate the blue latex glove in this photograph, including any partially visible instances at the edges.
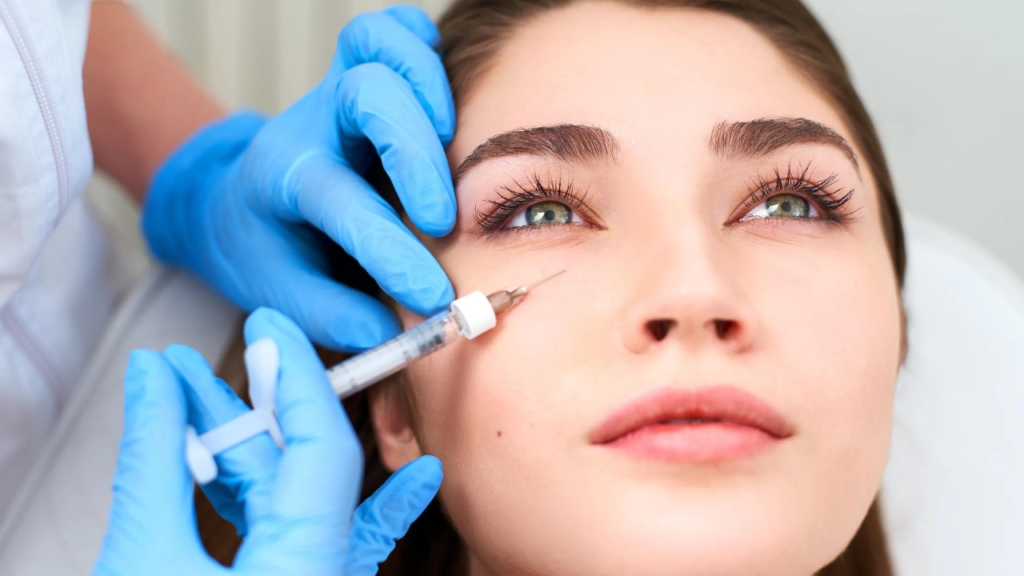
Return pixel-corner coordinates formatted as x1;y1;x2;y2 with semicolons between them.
93;308;442;576
143;5;456;351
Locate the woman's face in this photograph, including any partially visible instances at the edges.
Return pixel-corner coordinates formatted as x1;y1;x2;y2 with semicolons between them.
377;3;902;575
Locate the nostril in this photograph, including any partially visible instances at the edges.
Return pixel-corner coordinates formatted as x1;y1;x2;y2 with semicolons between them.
714;319;736;340
646;319;675;341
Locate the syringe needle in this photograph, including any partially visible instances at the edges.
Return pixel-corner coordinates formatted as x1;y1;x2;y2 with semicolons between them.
508;269;566;299
524;269;566;291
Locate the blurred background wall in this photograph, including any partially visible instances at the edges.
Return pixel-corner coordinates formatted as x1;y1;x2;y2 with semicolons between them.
92;0;1024;283
132;0;451;113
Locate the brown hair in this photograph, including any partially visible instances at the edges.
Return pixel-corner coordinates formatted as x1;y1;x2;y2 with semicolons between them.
198;1;904;574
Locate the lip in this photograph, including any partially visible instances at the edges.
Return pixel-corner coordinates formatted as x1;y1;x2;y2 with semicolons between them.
589;385;794;462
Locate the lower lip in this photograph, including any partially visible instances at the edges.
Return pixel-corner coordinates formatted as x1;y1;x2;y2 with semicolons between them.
602;422;780;462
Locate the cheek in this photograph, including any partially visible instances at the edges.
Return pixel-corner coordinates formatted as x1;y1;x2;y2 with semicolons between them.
742;230;901;415
401;265;607;455
398;265;614;563
744;235;901;527
789;252;900;442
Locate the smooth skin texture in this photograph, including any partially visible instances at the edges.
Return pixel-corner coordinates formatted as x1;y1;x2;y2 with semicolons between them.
371;3;902;576
85;1;225;199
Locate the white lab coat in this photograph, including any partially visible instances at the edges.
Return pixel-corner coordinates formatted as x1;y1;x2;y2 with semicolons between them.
0;0;121;520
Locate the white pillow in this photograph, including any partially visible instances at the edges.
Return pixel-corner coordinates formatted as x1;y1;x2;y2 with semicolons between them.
883;216;1024;575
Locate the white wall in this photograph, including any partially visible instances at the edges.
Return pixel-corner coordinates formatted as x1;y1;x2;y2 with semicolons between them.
133;0;451;112
805;0;1024;278
112;0;1023;279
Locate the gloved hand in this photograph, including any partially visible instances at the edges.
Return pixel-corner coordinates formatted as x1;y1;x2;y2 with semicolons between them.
93;308;441;576
143;5;456;351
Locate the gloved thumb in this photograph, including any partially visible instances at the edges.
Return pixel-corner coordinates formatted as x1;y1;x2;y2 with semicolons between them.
242;308;364;513
96;351;204;572
231;309;361;571
345;455;443;575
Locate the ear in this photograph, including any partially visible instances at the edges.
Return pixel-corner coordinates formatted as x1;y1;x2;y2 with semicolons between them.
369;378;424;472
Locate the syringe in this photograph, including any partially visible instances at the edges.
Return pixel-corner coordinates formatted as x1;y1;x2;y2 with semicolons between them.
184;272;565;485
327;270;565;399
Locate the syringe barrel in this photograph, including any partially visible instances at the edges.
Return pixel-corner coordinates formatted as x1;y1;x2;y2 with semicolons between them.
327;311;459;399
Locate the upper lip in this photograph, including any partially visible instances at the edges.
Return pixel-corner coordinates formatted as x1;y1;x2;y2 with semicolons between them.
588;385;794;444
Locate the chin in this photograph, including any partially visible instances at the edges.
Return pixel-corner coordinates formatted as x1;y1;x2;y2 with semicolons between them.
462;479;841;576
580;498;832;576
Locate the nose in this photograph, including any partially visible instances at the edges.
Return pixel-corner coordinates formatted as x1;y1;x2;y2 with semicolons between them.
618;231;758;356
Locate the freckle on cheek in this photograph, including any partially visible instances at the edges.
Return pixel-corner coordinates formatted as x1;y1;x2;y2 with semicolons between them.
497;430;503;438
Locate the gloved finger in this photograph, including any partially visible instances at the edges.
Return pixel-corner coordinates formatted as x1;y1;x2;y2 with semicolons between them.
164;344;255;433
240;309;363;536
163;344;281;535
276;263;406;350
383;5;441;48
103;351;201;549
335;10;455;144
211;223;404;351
290;155;454;317
345;456;443;575
336;62;456;238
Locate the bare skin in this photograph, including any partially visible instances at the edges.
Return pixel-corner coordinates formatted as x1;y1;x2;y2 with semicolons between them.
371;3;902;576
84;1;224;199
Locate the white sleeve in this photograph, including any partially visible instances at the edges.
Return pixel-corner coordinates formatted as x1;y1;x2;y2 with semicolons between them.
0;0;93;309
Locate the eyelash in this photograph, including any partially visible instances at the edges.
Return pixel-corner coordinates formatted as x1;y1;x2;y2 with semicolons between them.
474;172;594;234
741;162;858;225
474;162;859;234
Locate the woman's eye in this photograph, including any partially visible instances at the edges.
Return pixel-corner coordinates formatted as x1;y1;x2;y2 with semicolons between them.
739;193;819;222
507;201;577;228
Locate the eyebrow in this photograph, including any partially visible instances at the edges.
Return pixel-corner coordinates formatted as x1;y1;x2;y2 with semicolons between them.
708;117;859;170
454;117;857;184
454;124;619;184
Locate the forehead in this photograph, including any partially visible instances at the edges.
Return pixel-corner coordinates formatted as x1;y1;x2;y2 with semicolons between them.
450;2;852;166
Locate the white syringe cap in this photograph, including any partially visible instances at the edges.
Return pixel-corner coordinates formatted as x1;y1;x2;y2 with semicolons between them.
450;290;497;339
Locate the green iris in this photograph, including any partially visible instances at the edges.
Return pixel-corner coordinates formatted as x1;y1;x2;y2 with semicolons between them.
525;201;573;226
765;194;811;218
